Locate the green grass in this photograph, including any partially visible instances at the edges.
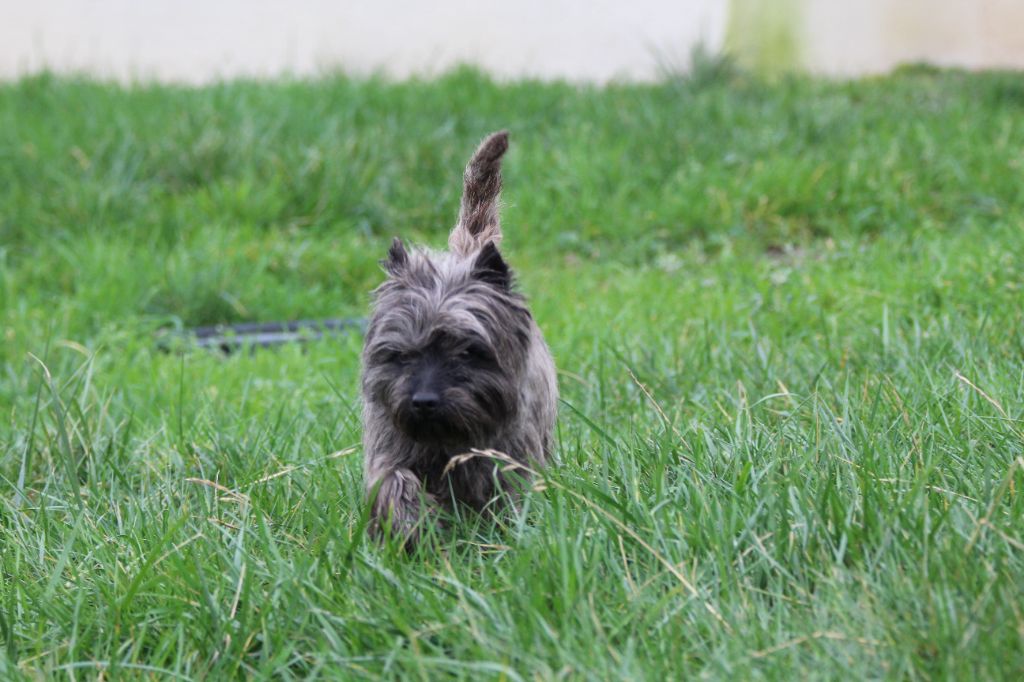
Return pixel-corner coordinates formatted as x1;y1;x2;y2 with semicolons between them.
2;66;1023;679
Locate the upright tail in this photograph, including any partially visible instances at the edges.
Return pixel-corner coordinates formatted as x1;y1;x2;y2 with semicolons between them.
449;131;508;256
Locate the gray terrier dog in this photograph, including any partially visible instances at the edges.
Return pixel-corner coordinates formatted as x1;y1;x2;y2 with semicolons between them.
361;131;558;545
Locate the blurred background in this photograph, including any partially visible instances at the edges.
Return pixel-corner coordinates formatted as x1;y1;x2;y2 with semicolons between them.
4;0;1023;83
3;3;1024;678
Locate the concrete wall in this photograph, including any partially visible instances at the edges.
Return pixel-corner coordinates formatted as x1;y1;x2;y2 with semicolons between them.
2;1;1021;83
800;0;1024;75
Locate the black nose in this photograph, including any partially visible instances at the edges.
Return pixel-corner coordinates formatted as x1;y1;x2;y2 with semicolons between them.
411;391;440;412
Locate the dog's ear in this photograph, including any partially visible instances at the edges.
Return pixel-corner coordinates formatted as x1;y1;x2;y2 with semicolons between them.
471;241;511;289
382;237;408;276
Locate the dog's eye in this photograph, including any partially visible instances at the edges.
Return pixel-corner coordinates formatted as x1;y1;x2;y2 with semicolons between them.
460;344;492;363
376;349;409;364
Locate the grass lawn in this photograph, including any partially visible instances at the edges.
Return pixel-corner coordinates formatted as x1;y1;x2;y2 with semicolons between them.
1;66;1023;679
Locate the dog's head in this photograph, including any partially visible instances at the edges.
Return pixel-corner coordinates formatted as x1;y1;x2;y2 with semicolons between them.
361;239;533;445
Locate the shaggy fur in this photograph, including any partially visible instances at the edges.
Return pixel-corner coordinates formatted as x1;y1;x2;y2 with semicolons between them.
361;131;558;545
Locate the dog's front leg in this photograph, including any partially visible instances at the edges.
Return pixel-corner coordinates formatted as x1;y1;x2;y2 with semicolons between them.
366;467;434;548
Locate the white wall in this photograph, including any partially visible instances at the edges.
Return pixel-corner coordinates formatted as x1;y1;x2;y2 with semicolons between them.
2;0;726;83
1;1;1022;83
800;0;1024;75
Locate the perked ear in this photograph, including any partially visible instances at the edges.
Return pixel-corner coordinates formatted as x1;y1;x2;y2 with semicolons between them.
382;237;408;276
472;241;511;289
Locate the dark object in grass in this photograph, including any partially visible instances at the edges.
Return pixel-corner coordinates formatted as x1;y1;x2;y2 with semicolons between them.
159;318;365;354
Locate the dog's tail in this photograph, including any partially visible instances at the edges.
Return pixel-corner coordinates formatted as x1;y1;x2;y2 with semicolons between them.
449;130;508;256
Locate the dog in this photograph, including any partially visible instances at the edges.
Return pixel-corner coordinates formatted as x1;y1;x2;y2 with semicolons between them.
360;131;558;546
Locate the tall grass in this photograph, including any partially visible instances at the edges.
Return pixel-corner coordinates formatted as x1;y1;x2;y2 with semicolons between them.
1;67;1023;678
